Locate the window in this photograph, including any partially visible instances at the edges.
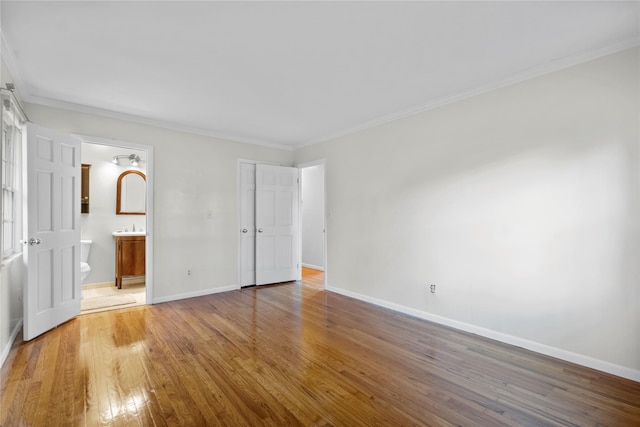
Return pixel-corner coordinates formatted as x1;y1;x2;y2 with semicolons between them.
1;96;24;260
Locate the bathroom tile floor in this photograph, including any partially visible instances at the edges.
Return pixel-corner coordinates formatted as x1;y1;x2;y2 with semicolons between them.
81;282;146;315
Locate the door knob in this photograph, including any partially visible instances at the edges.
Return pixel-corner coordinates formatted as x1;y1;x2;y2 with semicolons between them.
28;238;42;246
257;228;263;233
242;229;248;233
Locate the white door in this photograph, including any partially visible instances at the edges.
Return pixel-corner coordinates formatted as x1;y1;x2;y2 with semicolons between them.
239;162;256;286
255;164;300;285
23;124;81;341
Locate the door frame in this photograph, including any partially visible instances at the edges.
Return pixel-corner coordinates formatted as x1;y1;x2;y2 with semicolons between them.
296;159;328;288
75;134;154;304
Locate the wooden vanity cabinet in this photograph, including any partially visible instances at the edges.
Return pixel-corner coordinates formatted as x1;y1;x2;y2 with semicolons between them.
113;235;145;289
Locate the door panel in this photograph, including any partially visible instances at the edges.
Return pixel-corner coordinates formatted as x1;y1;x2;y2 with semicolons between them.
37;171;53;230
61;246;75;301
24;124;81;341
239;162;257;286
255;164;300;286
37;250;53;311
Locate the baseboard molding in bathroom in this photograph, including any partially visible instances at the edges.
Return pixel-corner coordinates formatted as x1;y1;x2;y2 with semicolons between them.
82;278;145;290
82;281;114;290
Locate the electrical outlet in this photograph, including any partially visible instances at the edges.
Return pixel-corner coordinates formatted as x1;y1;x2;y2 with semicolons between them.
187;269;192;276
430;284;436;294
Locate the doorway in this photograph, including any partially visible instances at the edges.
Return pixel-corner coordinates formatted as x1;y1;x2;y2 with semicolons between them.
21;125;154;340
79;136;154;313
299;160;326;288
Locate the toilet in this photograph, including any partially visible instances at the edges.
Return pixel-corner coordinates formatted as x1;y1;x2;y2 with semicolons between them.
80;240;92;283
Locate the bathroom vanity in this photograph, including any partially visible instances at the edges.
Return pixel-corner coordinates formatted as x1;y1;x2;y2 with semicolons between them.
113;232;145;289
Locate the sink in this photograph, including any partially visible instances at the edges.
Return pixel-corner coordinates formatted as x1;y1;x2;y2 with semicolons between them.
112;231;146;236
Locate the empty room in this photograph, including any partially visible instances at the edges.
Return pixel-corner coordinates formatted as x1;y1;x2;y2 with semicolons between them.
1;1;639;426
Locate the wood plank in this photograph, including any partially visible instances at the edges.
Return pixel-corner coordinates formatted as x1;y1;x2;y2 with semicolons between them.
2;281;639;426
301;267;324;288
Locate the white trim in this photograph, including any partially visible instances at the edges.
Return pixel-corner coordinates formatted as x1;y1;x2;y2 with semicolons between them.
1;319;23;369
152;285;237;304
326;285;640;383
299;38;640;147
237;158;290;167
82;281;115;290
31;94;293;151
302;263;324;272
73;133;151;152
81;278;145;290
296;159;326;169
76;134;155;306
1;100;25;262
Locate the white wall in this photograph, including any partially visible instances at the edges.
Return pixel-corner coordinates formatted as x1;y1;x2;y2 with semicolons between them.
80;143;147;285
24;103;293;302
294;48;640;379
301;164;324;270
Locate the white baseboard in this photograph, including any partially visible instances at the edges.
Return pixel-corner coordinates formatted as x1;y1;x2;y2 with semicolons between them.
82;281;115;290
152;285;238;304
302;263;325;271
326;285;640;383
82;278;145;290
1;319;23;369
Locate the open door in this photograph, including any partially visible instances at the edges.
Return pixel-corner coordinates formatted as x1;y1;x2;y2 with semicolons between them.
23;124;81;341
255;164;300;285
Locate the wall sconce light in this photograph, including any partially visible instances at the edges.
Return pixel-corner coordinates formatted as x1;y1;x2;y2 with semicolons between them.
112;154;141;166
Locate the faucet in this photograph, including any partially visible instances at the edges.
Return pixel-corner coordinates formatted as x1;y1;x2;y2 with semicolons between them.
132;224;136;232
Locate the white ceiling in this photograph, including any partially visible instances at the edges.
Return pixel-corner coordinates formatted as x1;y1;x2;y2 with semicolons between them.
2;1;638;150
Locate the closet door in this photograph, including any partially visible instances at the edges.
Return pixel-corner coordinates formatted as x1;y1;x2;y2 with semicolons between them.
255;164;300;285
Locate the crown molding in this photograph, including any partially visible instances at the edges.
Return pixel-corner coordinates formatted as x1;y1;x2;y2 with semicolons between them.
299;37;640;148
22;93;294;151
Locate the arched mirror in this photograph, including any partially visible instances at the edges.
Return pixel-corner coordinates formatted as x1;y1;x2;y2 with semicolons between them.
116;170;146;215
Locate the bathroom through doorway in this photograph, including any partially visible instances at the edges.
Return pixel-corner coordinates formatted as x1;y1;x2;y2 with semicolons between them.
79;136;154;314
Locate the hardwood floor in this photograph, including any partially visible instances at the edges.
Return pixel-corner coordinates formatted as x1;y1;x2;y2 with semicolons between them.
2;280;639;426
301;266;324;288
